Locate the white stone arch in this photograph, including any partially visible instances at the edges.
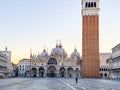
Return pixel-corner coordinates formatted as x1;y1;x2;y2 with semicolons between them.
39;67;45;77
47;56;58;65
31;67;37;77
67;67;74;78
47;65;57;77
59;67;66;77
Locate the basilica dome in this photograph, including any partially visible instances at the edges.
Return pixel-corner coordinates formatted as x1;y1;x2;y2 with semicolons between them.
51;43;65;56
71;48;80;59
40;49;48;58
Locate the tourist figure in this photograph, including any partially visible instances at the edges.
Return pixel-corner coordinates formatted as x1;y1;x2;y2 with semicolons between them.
75;68;79;83
75;77;78;83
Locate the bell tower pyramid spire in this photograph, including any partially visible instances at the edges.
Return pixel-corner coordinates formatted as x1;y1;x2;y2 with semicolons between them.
81;0;100;78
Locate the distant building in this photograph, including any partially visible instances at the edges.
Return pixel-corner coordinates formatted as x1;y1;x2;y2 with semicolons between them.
0;52;8;78
1;47;13;77
107;43;120;80
100;53;111;78
18;43;81;78
18;59;30;77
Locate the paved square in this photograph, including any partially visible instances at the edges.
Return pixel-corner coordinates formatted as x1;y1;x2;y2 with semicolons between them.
0;78;120;90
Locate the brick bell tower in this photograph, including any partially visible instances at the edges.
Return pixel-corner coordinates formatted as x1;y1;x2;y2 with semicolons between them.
81;0;100;78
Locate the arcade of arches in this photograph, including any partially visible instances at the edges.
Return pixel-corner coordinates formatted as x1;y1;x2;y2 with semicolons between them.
30;66;80;78
30;57;81;77
21;43;81;78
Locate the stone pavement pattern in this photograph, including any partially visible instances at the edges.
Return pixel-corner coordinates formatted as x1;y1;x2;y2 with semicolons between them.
0;78;120;90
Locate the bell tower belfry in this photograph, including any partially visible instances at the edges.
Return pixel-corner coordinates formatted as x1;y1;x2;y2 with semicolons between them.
81;0;100;78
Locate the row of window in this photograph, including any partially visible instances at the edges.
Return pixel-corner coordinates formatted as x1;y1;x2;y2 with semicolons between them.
100;68;108;71
19;69;24;71
19;73;26;76
112;45;120;53
113;62;120;67
0;66;7;71
0;53;7;59
85;2;96;8
19;65;25;68
100;73;108;77
0;59;7;63
112;56;120;67
48;58;57;65
48;61;57;65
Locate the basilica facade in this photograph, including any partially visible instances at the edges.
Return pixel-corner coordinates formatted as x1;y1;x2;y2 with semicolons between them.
18;43;81;78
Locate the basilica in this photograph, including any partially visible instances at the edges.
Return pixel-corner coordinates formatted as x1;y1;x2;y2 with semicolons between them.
18;42;81;78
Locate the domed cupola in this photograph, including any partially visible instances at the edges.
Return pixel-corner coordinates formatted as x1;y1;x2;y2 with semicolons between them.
71;48;80;59
40;49;48;58
51;41;65;57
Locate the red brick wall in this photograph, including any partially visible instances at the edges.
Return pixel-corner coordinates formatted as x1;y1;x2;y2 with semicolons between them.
82;15;100;78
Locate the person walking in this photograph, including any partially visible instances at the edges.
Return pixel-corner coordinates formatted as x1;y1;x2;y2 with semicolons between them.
75;68;79;83
75;77;78;83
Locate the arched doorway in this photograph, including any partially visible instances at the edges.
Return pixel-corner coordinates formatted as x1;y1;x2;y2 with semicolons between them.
104;73;107;78
100;73;103;78
39;67;45;77
67;67;73;78
48;66;56;77
60;67;66;77
31;68;37;77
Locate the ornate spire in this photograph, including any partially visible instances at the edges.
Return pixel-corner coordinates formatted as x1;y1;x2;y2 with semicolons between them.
30;48;32;59
56;40;58;47
74;45;77;52
47;48;48;53
5;46;7;51
59;40;62;48
43;44;46;52
37;52;39;57
75;45;76;49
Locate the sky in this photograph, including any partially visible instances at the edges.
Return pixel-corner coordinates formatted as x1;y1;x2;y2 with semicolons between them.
0;0;120;64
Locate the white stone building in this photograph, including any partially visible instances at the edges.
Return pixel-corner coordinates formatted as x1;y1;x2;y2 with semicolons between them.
18;43;81;78
1;47;13;77
99;53;111;78
0;52;8;78
18;59;30;77
107;43;120;80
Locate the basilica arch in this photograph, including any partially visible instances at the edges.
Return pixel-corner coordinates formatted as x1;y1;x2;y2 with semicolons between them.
67;67;74;78
47;66;56;77
31;68;37;77
39;67;45;77
59;67;66;77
